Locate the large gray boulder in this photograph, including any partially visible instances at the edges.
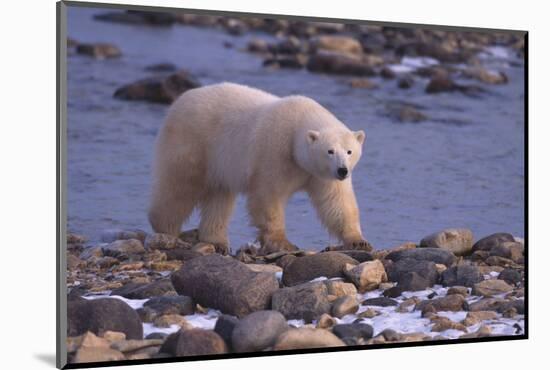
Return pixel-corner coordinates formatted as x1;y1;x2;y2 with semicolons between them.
282;252;358;286
271;281;331;322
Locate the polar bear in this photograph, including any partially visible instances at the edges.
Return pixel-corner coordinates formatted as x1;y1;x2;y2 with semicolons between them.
148;82;369;255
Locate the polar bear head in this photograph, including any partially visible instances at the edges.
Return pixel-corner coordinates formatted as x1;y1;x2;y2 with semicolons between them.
298;127;366;181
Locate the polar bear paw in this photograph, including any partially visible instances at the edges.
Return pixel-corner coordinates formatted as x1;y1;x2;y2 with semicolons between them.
343;239;373;251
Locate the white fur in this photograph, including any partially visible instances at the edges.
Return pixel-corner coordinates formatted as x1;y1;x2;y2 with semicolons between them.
148;82;367;253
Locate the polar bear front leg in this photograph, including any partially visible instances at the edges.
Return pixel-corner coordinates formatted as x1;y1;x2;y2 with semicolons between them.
247;193;298;255
198;190;237;255
307;178;372;251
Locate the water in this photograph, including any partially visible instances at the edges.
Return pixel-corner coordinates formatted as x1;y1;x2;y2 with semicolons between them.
67;7;525;250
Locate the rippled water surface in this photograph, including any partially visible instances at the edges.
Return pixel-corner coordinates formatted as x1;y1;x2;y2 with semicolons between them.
67;7;525;250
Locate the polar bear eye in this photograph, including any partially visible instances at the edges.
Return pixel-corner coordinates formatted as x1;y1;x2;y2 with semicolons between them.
347;150;352;155
328;150;334;155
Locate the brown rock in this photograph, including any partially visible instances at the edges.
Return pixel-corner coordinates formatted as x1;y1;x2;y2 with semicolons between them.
416;294;466;312
311;35;363;55
343;259;387;292
271;281;331;322
76;43;121;59
462;311;498;326
282;252;358;286
420;228;474;256
473;279;513;297
273;328;345;350
175;329;228;356
331;295;359;318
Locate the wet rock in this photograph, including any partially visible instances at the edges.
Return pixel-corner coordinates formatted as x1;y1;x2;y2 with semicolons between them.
273;328;345;350
102;239;145;259
440;265;483;287
76;43;121;59
114;70;200;104
175;329;228;356
332;323;374;341
307;51;376;76
214;315;239;350
282;252;358;286
144;63;178;72
331;295;359;318
498;268;522;285
400;41;473;63
416;294;466;312
349;78;378;89
462;311;498;326
231;310;288;353
386;258;438;286
317;313;337;329
171;254;279;317
143;295;194;316
362;297;398;307
100;229;147;243
386;248;456;267
472;233;516;252
111;279;175;299
397;75;414;89
310;35;363;55
420;228;474;256
272;281;331;322
68;298;143;340
473;279;513;297
463;67;508;84
343;259;387;292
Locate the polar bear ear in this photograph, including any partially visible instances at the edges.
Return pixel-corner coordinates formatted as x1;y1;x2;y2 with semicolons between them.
354;130;366;145
307;130;320;144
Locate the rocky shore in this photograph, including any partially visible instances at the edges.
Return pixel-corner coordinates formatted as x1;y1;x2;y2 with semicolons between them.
66;228;525;364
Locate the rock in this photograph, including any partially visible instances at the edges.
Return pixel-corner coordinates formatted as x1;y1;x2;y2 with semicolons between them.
101;330;126;342
379;329;402;342
397;75;414;89
472;233;515;252
144;233;189;250
311;36;363;55
447;286;469;297
397;106;426;123
67;254;85;270
473;279;513;297
111;279;175;299
114;70;200;104
271;281;331;322
67;331;111;353
246;264;283;274
307;51;376;76
490;242;524;263
380;66;396;79
276;254;296;269
362;297;398;307
420;229;474;256
68;233;87;244
349;78;378;89
247;38;270;53
335;250;373;262
343;259;387;292
192;242;217;255
231;310;288;352
468;298;507;312
171;254;279;317
73;346;125;363
324;280;357;297
145;332;167;340
143;295;194;316
273;328;345;350
94;10;177;25
263;54;308;69
175;329;228;356
415;294;466;312
372;242;417;260
462;311;498;326
430;316;467;332
214;315;239;349
79;245;103;260
358;308;380;318
464;67;508;84
425;74;457;93
332;323;374;341
100;229;146;243
460;325;492;339
383;285;405;298
440;265;483;287
102;239;145;259
498;268;522;285
498;300;524;315
68;298;143;340
317;313;337;329
76;43;121;59
153;314;190;329
331;296;359;318
111;339;164;353
386;258;438;287
485;255;519;268
385;248;456;267
282;252;358;286
144;63;178;72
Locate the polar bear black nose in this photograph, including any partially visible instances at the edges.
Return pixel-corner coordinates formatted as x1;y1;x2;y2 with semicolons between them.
337;167;348;178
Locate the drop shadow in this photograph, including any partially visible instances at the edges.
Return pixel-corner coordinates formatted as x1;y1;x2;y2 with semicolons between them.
34;353;57;367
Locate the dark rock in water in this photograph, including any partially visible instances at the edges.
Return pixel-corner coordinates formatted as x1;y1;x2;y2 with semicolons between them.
332;323;374;341
282;252;358;286
263;54;307;69
362;297;398;307
416;294;466;312
397;106;426;123
463;67;508;84
175;329;228;356
386;258;438;286
307;51;376;76
114;70;200;104
111;279;175;299
76;43;121;59
143;295;194;316
171;254;279;317
386;248;456;267
336;250;373;263
498;268;522;285
102;239;145;259
426;75;457;93
247;38;270;53
68;298;143;339
268;36;303;54
397;75;414;89
94;10;177;25
271;281;331;322
331;295;359;318
420;229;474;256
472;233;516;252
144;63;178;72
214;315;239;350
398;271;433;291
231;310;288;353
440;265;483;287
